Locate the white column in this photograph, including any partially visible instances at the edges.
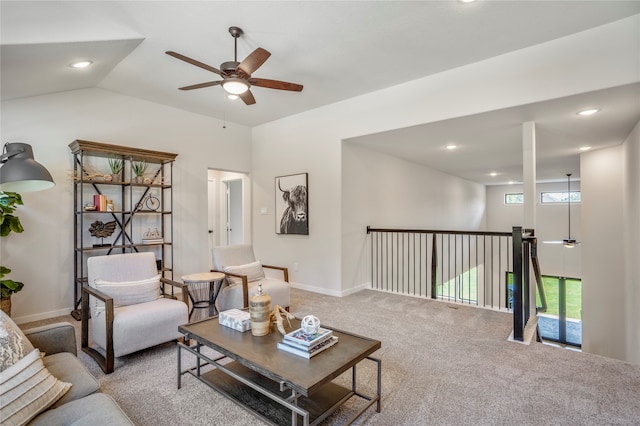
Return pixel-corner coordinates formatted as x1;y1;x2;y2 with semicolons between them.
522;122;536;230
522;121;537;319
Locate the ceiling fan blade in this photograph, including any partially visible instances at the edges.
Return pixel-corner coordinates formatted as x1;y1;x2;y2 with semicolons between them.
249;78;303;92
165;51;226;77
178;81;222;91
239;90;256;105
237;48;271;76
543;239;581;247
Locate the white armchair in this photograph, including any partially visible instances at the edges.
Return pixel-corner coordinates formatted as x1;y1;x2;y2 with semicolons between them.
81;252;189;374
212;244;290;311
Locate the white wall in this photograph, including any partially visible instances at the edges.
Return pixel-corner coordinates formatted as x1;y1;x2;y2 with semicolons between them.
1;88;252;323
581;145;626;361
623;120;640;364
251;16;638;300
341;142;486;293
487;182;582;278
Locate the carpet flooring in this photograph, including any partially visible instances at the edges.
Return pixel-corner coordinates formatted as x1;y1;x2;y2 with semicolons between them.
21;288;640;425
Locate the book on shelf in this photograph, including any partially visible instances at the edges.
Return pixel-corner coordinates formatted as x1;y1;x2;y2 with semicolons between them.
92;194;107;212
277;336;338;359
284;327;333;347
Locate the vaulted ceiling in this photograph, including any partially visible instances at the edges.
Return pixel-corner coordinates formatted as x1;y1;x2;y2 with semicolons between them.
2;1;639;184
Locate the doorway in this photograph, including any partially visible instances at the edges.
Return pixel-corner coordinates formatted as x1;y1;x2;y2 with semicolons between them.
225;179;243;245
207;170;251;269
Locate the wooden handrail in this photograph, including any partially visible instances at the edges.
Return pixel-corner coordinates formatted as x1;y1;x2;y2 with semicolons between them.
367;225;511;237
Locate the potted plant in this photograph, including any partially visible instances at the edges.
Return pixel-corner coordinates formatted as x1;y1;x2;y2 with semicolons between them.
108;157;124;182
0;191;24;316
132;161;147;184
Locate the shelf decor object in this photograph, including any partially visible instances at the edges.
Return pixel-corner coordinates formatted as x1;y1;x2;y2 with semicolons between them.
69;140;177;321
108;157;123;182
89;220;116;247
132;161;147;184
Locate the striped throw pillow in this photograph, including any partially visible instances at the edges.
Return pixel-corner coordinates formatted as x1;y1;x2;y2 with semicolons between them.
0;348;71;426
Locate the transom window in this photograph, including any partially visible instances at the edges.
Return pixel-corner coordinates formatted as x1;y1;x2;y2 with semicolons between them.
504;193;524;204
541;191;581;204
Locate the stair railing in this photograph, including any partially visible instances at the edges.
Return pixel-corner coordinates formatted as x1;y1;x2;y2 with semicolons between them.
366;226;545;341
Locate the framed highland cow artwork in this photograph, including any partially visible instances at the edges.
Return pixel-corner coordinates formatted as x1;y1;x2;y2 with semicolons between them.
275;173;308;235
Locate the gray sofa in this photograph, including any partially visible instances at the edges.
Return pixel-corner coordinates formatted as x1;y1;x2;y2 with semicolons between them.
0;310;133;425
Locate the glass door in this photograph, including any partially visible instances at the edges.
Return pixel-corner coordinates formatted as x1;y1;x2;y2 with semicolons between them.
536;276;582;347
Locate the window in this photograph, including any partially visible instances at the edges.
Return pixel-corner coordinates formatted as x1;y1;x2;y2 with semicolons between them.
504;193;524;204
506;272;582;347
541;191;581;204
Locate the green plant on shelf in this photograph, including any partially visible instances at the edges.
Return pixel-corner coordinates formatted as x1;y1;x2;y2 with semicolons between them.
132;161;147;177
108;157;124;174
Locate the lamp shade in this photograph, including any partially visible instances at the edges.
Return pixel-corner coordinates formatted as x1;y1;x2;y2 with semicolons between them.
221;78;250;95
0;143;55;192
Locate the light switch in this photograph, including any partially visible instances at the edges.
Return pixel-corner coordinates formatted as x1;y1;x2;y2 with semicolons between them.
261;207;268;215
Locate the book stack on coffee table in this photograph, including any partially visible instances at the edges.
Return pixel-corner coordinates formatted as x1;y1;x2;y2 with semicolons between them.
277;327;338;359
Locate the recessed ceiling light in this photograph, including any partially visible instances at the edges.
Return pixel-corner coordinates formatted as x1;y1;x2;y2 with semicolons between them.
445;144;457;150
69;60;93;69
490;172;498;177
579;146;592;151
459;0;478;3
577;108;600;116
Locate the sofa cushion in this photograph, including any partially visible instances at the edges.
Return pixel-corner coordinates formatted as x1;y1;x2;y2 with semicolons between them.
29;393;134;426
0;310;34;371
93;274;161;312
43;352;99;408
0;348;71;426
223;261;265;286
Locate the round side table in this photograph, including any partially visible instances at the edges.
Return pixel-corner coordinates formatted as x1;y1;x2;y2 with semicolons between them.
181;272;226;322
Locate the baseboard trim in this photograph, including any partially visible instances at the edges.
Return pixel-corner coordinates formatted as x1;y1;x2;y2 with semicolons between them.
289;281;370;298
12;307;75;325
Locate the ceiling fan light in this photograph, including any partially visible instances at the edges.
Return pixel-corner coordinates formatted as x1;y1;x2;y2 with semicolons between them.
226;94;239;100
221;78;249;95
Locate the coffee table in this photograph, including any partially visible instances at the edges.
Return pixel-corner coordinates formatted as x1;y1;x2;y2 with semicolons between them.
177;316;381;426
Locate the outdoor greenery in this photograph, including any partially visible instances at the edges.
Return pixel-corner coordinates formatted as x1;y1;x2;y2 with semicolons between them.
437;269;582;320
437;267;479;303
536;276;582;320
0;192;24;298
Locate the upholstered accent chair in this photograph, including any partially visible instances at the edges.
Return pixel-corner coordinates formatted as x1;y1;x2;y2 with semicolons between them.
211;244;290;311
82;252;189;374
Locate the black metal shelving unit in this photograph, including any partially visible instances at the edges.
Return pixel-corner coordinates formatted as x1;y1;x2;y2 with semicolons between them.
69;140;177;320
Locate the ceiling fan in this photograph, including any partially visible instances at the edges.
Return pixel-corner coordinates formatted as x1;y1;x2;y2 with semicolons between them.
165;26;303;105
543;173;581;248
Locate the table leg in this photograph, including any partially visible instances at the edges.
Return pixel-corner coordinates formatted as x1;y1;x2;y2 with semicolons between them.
210;279;223;316
196;343;202;376
177;342;182;389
